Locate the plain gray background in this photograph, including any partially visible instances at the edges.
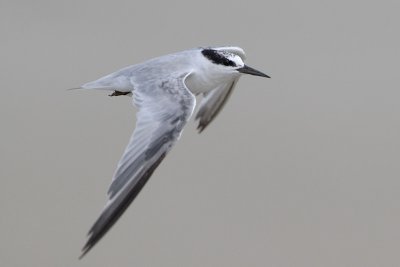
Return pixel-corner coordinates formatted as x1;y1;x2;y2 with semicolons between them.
1;0;399;266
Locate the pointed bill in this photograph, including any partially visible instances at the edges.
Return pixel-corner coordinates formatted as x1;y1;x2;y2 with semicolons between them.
237;65;270;78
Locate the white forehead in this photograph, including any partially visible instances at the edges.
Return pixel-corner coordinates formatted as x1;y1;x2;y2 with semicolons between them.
213;46;246;60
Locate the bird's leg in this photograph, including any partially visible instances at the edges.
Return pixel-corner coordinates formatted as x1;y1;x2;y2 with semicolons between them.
109;91;131;97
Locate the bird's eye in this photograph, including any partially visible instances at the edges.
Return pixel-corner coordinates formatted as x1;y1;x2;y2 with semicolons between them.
202;49;237;67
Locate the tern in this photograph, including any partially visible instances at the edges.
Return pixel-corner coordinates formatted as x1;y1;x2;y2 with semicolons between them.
77;46;270;258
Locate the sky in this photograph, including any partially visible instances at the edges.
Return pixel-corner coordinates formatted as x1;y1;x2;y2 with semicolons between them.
1;0;400;266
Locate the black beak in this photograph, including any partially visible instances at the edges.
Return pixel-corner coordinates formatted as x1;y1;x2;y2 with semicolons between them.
237;65;270;78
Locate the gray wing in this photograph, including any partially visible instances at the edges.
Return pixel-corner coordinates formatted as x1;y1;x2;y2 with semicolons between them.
195;78;239;132
80;72;196;258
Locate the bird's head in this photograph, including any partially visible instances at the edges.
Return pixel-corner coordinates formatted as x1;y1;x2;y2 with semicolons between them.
201;46;270;78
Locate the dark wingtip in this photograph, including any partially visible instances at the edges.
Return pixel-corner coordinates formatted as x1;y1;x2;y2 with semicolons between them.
78;250;88;260
79;246;90;260
79;233;95;260
78;152;168;259
197;123;207;133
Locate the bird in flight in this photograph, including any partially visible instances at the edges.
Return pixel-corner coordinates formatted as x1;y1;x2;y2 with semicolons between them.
76;46;270;258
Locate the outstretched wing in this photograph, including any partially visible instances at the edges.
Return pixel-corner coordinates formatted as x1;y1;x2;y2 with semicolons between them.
80;72;196;258
195;78;239;133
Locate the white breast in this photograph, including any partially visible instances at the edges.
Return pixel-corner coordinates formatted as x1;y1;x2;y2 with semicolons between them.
184;53;239;95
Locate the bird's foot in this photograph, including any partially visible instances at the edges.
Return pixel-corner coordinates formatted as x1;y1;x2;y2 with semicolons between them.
109;91;130;97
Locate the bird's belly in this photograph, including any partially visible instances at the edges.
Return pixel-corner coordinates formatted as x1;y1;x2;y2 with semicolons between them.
185;73;231;95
